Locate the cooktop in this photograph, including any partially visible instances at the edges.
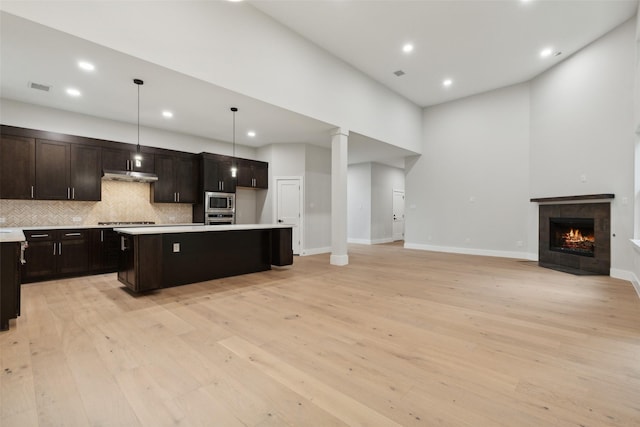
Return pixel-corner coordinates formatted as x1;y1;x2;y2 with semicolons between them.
97;221;156;225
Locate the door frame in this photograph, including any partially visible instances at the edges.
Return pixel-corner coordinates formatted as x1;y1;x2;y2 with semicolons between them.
274;176;304;255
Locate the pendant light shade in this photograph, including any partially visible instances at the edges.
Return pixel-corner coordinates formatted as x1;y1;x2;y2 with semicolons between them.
231;107;238;178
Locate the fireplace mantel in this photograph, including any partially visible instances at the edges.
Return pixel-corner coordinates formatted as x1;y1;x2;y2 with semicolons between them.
530;194;614;203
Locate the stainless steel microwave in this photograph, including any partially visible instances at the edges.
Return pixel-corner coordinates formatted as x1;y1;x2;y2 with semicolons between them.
205;192;235;212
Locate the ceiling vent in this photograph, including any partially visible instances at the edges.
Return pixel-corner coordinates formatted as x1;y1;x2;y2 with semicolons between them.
393;70;405;77
28;82;51;92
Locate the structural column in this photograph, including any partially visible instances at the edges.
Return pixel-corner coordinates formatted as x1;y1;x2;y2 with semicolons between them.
331;128;349;266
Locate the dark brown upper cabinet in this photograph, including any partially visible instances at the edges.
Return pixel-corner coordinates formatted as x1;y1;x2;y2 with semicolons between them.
151;153;196;203
102;147;155;174
35;139;101;201
236;158;268;189
200;154;236;194
0;134;36;199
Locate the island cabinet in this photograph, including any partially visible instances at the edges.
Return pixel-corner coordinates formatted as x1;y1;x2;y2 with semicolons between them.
1;242;21;331
0;134;35;199
22;229;89;283
237;159;268;189
115;225;293;293
152;153;197;203
117;234;163;292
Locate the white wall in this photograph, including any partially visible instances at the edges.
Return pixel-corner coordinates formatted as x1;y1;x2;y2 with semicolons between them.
406;83;531;259
256;143;331;254
371;163;405;243
305;145;332;252
530;19;636;275
0;98;256;158
348;163;372;242
1;1;422;154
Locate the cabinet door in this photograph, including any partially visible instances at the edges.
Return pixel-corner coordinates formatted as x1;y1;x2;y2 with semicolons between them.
35;139;70;200
253;163;268;189
202;158;221;192
236;159;253;188
0;134;35;199
152;154;176;202
218;158;236;193
58;231;88;275
88;229;104;271
70;144;101;201
102;147;131;171
22;233;56;281
175;156;196;203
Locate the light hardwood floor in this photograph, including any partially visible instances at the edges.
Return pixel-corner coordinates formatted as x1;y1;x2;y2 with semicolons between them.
1;243;640;426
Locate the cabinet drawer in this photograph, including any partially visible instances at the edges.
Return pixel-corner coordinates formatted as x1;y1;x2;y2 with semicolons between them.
60;230;87;240
24;230;54;241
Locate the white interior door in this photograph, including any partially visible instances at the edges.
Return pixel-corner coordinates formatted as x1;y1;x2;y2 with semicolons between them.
392;190;405;241
276;178;302;255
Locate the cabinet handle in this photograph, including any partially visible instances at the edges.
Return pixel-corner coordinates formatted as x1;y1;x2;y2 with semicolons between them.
72;187;75;199
30;234;49;238
120;236;128;251
64;233;82;237
101;230;104;242
67;187;71;199
59;242;62;254
221;181;224;191
31;185;34;199
177;192;180;202
53;242;56;255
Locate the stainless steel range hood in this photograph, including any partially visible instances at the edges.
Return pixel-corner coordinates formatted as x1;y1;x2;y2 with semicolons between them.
102;169;158;183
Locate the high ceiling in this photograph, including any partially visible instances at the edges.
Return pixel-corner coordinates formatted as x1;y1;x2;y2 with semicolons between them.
1;0;638;167
251;0;638;107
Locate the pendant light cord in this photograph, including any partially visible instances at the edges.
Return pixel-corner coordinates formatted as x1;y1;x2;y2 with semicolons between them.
137;82;141;153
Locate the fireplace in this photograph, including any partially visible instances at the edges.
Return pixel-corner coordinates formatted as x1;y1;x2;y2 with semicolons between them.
531;195;612;275
549;217;595;257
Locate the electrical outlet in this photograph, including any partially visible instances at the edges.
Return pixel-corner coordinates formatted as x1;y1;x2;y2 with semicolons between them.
516;240;523;247
72;217;82;222
0;217;5;224
169;216;176;221
173;243;180;253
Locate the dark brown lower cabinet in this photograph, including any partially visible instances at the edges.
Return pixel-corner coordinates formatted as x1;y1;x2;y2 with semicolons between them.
1;242;21;331
89;228;119;273
22;229;88;283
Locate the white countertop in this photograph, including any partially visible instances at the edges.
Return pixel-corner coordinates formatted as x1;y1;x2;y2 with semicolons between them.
20;223;201;231
0;229;26;243
113;224;292;235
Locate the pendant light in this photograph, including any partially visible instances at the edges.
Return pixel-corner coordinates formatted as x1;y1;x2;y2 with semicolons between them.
230;107;238;178
133;78;143;166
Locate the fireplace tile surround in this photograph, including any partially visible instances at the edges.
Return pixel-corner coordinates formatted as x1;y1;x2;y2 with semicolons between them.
531;195;613;275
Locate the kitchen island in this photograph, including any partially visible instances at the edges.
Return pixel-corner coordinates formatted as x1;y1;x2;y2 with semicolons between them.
114;224;293;293
1;229;25;330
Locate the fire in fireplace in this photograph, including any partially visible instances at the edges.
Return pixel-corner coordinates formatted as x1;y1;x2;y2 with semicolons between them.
549;217;595;257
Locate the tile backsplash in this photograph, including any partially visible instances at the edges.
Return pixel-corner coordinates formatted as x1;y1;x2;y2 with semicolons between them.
0;181;193;227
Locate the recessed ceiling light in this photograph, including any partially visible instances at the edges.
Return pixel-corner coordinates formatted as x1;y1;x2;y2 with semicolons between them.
402;43;414;53
66;88;81;97
443;79;453;87
540;48;553;58
78;61;95;71
247;131;256;137
162;111;173;118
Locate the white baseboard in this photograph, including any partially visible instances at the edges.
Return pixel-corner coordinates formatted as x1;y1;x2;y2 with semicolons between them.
348;238;395;245
403;242;536;261
620;271;640;299
610;268;634;282
300;247;331;256
348;238;372;245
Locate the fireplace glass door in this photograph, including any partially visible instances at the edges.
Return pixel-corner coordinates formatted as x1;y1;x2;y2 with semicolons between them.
549;217;595;257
